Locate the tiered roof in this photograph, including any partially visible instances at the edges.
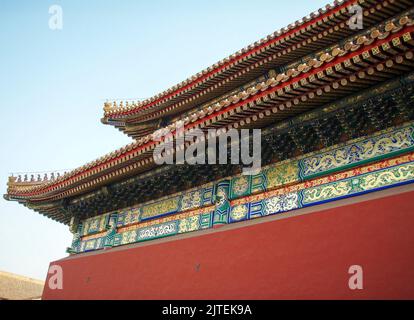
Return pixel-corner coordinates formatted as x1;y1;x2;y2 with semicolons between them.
5;0;414;224
102;0;413;139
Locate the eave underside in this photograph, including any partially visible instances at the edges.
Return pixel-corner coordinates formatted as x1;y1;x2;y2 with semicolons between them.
12;74;414;224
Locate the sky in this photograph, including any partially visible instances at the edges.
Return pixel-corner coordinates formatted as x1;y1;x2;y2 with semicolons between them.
0;0;329;280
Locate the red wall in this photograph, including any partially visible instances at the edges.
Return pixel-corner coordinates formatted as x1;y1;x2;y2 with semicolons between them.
43;190;414;300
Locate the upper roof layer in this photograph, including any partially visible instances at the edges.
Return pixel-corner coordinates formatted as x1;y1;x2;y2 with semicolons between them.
101;0;413;139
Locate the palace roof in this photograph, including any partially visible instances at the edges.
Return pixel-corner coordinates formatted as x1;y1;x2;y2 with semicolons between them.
5;1;414;224
101;0;413;139
0;271;44;300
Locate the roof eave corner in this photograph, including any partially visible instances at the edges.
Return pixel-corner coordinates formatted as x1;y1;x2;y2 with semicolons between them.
4;176;17;201
101;117;110;125
102;102;115;125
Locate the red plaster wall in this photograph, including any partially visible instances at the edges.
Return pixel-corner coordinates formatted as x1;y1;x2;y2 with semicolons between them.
42;190;414;300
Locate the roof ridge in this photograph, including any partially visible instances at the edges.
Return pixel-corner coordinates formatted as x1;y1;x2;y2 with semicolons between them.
0;271;44;284
102;0;353;118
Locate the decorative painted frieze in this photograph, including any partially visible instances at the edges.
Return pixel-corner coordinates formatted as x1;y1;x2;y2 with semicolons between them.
81;213;110;236
263;192;300;216
302;162;414;206
141;196;181;221
79;236;105;253
74;154;414;254
299;124;414;180
137;221;179;241
116;207;140;227
72;122;414;253
228;123;414;199
229;204;249;223
103;214;118;248
213;181;231;225
74;122;414;238
232;153;414;207
112;183;215;233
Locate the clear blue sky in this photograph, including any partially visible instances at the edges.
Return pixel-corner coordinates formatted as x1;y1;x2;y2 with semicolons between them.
0;0;329;280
